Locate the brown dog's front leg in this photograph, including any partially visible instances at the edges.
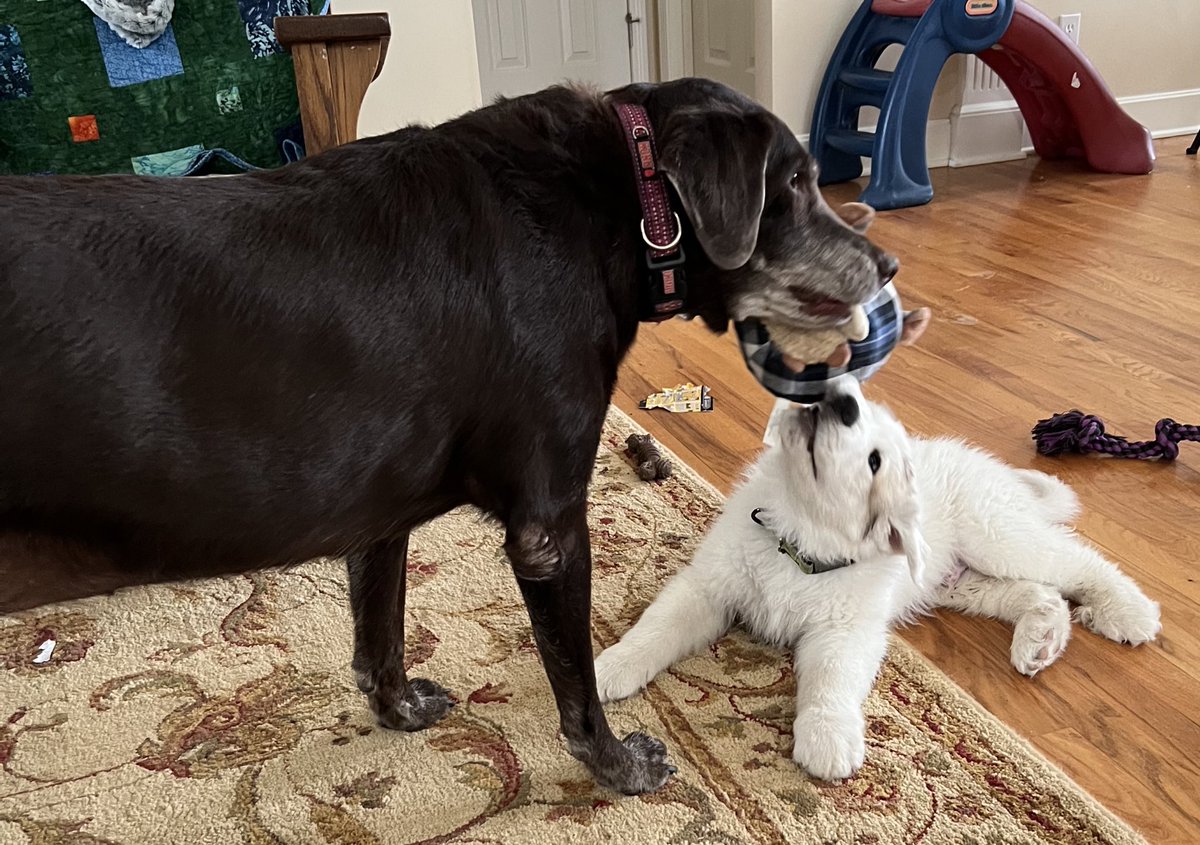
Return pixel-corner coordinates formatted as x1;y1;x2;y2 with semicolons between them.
348;535;453;731
506;505;675;795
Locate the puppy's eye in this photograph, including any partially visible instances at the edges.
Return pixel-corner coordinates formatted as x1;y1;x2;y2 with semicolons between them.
789;171;801;189
868;450;882;474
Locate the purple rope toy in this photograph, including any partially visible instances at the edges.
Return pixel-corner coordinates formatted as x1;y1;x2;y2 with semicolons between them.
1032;410;1200;461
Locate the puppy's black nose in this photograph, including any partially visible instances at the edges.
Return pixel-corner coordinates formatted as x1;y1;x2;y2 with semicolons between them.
827;394;859;427
877;253;899;286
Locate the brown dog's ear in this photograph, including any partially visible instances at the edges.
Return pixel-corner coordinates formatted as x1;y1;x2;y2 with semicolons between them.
657;108;774;270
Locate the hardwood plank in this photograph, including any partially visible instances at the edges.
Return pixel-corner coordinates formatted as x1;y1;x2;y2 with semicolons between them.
613;141;1200;843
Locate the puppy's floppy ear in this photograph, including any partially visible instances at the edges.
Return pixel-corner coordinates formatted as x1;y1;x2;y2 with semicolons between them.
889;514;928;585
772;405;812;450
887;458;927;583
657;107;774;270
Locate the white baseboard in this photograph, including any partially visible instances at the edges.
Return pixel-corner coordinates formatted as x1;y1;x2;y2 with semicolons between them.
955;87;1200;165
925;118;952;168
802;88;1200;172
948;99;1027;167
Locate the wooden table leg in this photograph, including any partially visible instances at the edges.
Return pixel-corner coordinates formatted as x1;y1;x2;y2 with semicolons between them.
275;13;391;157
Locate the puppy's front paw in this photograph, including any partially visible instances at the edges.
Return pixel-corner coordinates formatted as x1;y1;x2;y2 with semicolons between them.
1075;590;1161;645
1011;598;1071;676
594;646;652;704
792;706;865;781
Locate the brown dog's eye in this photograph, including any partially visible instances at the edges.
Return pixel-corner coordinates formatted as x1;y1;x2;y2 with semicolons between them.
868;450;881;474
789;172;802;189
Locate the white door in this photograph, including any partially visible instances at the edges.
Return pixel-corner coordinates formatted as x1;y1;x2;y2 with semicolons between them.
692;0;756;98
473;0;634;99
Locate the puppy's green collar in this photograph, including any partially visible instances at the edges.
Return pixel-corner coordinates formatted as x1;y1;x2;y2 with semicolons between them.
750;508;855;575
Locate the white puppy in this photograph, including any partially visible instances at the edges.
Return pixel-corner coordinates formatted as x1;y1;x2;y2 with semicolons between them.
595;377;1160;781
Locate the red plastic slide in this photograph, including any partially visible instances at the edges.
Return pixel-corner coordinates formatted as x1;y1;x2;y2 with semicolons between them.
979;3;1154;173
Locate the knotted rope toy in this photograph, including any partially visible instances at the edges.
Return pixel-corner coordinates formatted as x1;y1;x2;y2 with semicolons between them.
1032;410;1200;461
625;433;673;481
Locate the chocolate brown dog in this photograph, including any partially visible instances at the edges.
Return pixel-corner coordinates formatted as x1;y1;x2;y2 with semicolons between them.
0;79;896;794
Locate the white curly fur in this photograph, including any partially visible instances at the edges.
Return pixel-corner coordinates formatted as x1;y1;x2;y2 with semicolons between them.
82;0;175;48
595;377;1160;781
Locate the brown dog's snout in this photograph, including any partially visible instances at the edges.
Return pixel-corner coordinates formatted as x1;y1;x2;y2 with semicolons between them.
832;202;899;288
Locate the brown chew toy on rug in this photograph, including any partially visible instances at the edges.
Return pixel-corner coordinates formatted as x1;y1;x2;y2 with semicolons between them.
764;304;869;363
625;433;673;481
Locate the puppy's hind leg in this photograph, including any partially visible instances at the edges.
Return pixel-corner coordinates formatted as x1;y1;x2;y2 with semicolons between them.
956;517;1160;647
594;566;729;703
937;569;1071;676
1036;528;1161;645
349;534;454;731
1014;469;1080;524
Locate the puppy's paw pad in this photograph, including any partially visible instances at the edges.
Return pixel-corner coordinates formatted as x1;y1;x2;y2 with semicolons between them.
594;649;650;704
593;732;675;795
372;677;454;732
1075;595;1161;645
1011;601;1071;676
792;707;865;781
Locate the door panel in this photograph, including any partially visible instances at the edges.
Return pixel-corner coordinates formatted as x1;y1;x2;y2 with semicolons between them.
692;0;755;98
473;0;632;99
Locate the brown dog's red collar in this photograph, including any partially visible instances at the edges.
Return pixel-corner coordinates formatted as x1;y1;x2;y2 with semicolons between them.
612;102;688;322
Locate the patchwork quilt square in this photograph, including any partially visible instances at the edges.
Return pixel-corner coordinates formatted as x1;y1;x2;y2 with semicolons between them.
130;143;205;176
0;24;32;100
68;114;100;143
237;0;308;58
216;85;243;114
93;18;183;88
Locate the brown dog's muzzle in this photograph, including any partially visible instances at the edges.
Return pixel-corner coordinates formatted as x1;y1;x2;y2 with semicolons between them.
834;202;899;288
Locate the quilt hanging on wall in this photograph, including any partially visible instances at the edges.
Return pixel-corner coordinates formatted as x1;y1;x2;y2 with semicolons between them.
0;0;321;176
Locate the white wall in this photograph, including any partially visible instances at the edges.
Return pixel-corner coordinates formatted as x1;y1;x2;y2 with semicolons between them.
1024;0;1200;98
333;0;484;137
336;1;1197;143
759;1;855;134
760;0;1199;140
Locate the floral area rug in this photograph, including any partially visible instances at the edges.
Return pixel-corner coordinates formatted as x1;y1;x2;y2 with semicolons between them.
0;409;1144;844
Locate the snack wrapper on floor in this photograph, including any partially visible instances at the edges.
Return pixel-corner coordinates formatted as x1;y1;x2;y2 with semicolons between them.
639;383;713;413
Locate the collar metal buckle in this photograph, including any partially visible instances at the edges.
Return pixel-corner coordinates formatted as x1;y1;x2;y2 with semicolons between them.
640;213;683;251
645;246;686;270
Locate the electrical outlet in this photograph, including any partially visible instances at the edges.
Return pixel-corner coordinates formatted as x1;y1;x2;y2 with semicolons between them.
1059;13;1081;45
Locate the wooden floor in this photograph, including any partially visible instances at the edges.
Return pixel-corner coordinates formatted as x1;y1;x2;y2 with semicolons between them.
613;139;1200;844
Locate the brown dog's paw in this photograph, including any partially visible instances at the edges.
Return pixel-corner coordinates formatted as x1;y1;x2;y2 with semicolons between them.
354;667;376;693
592;732;676;795
371;677;455;732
